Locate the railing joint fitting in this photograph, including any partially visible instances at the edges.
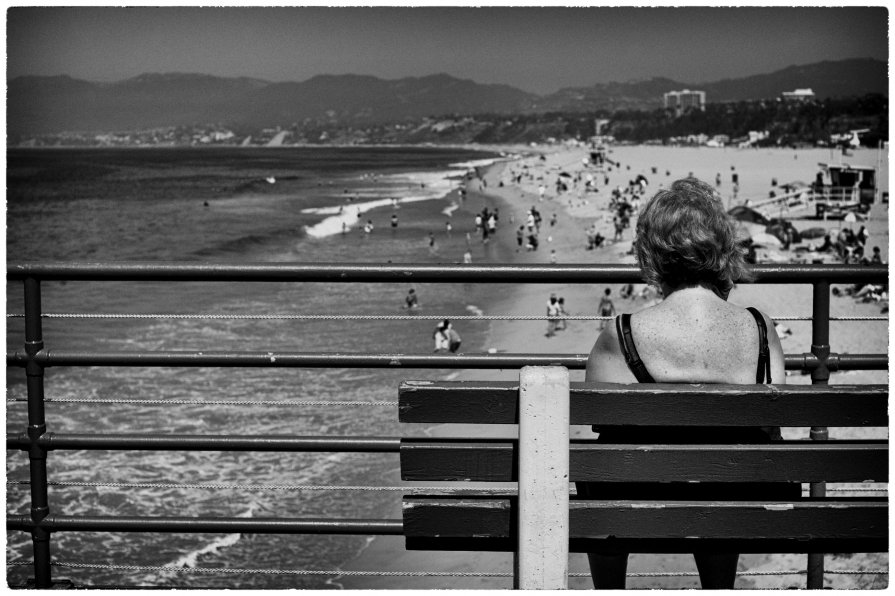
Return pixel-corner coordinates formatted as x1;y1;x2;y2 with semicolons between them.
24;339;45;356
810;344;831;383
26;427;49;457
24;348;47;376
27;425;47;440
31;507;50;525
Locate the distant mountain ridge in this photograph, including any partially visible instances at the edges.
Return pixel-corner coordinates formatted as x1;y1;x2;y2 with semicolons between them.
7;58;886;137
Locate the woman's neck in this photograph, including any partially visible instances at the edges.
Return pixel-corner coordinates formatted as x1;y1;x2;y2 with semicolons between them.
661;283;726;302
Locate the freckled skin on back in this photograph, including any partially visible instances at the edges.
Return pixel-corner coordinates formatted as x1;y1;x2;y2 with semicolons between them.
586;286;785;385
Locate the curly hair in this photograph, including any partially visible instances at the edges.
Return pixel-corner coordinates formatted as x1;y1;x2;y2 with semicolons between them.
634;178;752;296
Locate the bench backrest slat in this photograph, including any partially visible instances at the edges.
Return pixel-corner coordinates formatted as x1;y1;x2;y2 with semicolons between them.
399;382;888;426
403;497;888;553
401;440;888;483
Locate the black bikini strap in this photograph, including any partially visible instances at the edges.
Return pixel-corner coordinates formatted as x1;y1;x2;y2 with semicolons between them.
747;307;772;384
616;314;656;383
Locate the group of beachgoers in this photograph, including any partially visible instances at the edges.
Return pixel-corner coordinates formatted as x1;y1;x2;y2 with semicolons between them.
544;292;571;337
432;319;462;353
826;224;888;311
473;206;500;242
402;288;465;352
515;206;547;252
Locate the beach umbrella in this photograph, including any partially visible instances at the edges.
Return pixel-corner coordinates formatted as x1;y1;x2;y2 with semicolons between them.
751;232;782;247
800;227;828;239
728;205;769;225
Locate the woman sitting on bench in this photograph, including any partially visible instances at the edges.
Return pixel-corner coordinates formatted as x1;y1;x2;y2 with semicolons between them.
579;177;800;589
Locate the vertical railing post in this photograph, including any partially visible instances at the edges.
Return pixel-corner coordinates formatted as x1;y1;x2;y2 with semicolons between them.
515;366;570;589
23;277;53;588
807;280;831;589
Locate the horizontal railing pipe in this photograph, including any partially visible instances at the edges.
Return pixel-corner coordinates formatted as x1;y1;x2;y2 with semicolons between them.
6;262;888;284
7;514;404;535
7;350;887;371
7;434;400;453
790;353;889;371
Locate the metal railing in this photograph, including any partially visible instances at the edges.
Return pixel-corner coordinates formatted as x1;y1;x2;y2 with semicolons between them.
6;262;889;589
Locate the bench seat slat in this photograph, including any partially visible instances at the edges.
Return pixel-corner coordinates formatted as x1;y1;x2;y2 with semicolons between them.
401;440;888;483
403;497;887;553
399;382;888;426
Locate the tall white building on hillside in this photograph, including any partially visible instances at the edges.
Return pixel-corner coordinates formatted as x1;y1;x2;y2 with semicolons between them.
663;89;706;116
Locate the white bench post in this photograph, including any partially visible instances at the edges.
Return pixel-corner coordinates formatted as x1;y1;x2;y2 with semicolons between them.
515;366;570;589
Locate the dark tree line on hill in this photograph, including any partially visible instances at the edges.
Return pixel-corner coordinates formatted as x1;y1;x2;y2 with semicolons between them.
408;93;887;147
585;94;888;146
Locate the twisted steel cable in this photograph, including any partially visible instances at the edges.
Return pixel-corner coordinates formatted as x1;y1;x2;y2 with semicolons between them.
6;313;887;321
5;560;887;578
6;397;397;407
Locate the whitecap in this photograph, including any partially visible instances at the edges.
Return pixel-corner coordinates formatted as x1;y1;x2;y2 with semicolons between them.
465;305;484;316
442;202;460;217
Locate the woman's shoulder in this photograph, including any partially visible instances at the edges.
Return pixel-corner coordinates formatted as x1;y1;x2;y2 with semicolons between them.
586;316;638;383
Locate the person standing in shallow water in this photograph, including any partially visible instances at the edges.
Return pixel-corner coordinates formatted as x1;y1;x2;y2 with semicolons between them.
579;178;796;589
597;288;615;329
432;321;449;352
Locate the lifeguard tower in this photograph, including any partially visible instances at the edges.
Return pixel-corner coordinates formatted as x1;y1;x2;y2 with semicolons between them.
813;162;878;218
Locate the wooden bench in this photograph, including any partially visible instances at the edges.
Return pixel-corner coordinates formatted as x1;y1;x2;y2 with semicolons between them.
398;366;888;589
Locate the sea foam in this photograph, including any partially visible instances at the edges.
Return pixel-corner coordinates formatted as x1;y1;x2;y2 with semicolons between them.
302;169;469;238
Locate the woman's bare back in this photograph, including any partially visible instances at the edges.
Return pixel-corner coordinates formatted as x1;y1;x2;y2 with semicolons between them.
586;286;785;385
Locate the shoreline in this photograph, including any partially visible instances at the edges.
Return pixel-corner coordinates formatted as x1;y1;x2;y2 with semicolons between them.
339;143;888;589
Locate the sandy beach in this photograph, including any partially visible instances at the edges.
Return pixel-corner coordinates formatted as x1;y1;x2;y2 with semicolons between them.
340;142;889;590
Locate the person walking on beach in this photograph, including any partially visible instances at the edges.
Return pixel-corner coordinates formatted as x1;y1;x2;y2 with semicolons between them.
516;226;525;252
427;232;437;255
391;214;398;232
557;297;569;331
597;288;615;329
404;288;419;309
613;214;624;242
578;177;795;589
432;321;449;352
546;293;560;337
445;220;452;238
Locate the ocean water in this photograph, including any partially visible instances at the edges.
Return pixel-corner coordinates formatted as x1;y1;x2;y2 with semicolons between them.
5;146;507;588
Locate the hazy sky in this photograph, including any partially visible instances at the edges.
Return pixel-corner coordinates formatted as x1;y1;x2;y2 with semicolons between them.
6;6;889;94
